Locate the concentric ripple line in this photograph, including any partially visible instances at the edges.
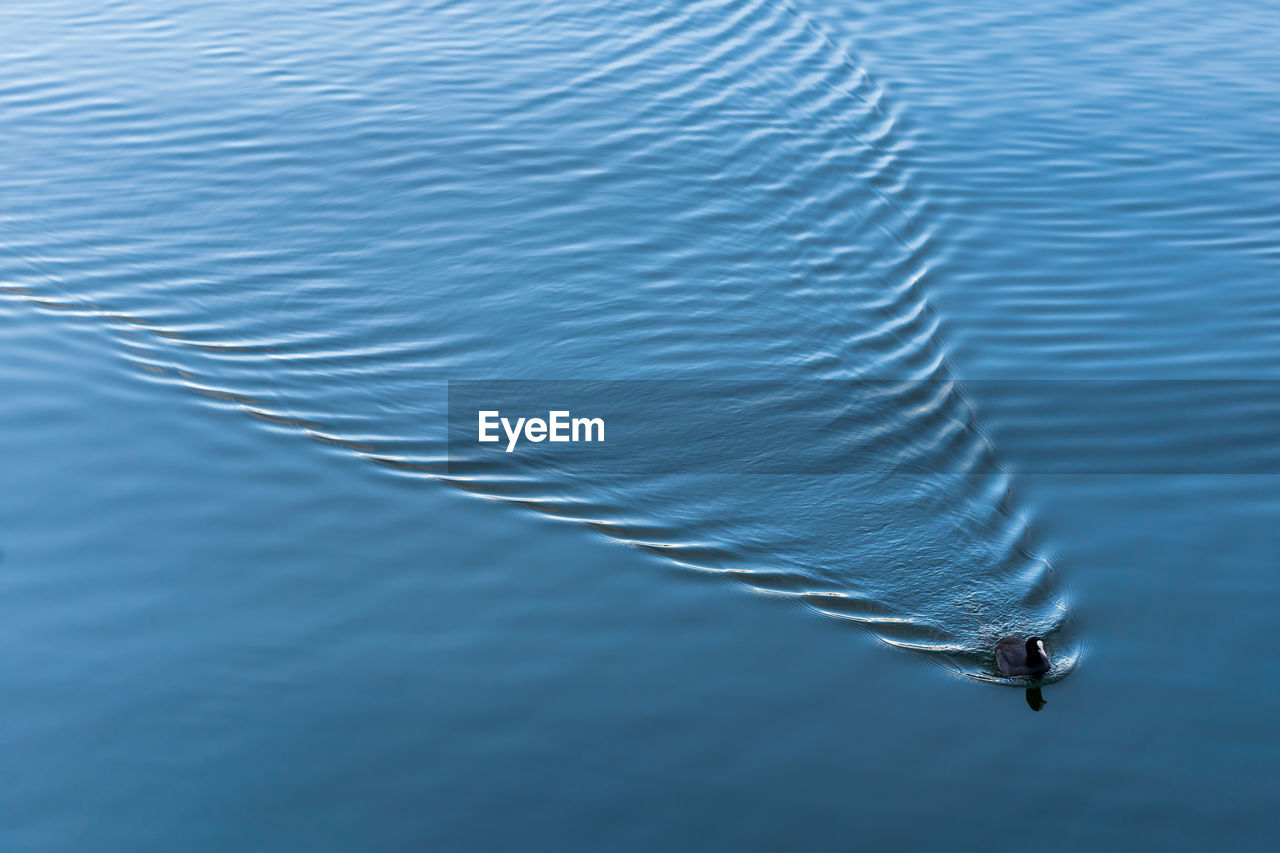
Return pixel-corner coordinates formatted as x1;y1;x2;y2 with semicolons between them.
0;0;1078;683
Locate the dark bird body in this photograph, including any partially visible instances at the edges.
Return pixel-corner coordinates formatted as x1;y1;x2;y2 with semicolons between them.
995;636;1051;677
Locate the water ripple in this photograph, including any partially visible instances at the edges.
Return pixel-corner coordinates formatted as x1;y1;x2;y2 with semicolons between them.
0;0;1078;683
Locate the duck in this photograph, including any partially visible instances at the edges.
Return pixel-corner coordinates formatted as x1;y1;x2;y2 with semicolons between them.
995;636;1051;677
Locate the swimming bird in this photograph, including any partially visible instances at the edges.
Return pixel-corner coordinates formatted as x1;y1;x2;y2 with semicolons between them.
995;636;1051;677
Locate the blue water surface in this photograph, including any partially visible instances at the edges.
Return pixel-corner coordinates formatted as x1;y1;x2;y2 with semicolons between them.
1;1;1278;849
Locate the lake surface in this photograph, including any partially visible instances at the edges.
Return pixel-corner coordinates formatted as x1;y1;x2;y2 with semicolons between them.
2;0;1278;849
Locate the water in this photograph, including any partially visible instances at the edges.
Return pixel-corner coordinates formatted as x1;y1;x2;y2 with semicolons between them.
1;0;1277;849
